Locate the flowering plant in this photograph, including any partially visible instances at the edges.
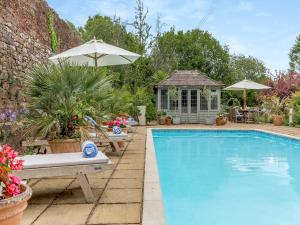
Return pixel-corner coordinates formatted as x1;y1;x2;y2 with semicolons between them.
0;145;24;199
107;117;128;128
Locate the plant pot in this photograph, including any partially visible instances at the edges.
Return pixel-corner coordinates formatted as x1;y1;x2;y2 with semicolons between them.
165;117;172;125
273;115;283;126
158;117;166;125
122;128;128;133
48;139;81;153
172;116;180;125
107;127;113;132
0;184;32;225
216;117;227;126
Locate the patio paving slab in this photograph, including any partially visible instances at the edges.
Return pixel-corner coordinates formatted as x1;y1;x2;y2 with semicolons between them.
107;178;143;189
30;178;73;204
87;169;113;179
88;203;141;224
21;204;48;225
99;188;142;203
33;204;93;225
112;169;144;179
53;188;103;204
117;162;145;170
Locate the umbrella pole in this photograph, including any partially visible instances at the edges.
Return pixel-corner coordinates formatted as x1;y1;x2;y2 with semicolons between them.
243;89;247;109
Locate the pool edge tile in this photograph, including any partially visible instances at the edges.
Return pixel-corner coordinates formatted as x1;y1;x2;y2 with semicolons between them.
142;128;167;225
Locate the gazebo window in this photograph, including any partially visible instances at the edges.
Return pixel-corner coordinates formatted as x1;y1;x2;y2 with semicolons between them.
161;90;168;109
191;90;197;113
200;93;208;111
211;91;218;110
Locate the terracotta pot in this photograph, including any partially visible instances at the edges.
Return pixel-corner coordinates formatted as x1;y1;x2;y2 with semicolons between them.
165;117;172;125
273;115;283;126
107;127;113;132
216;117;227;126
48;139;81;153
158;117;166;125
0;184;32;225
122;128;128;133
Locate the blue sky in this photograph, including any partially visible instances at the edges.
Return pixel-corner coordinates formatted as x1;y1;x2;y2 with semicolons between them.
47;0;300;73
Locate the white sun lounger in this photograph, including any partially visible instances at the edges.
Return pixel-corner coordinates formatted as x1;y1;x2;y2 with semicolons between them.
13;152;113;203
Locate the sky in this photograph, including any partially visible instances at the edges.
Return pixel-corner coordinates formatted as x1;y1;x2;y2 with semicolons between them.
47;0;300;73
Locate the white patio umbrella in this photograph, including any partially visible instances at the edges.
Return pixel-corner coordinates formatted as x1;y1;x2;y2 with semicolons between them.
49;37;140;67
224;79;271;108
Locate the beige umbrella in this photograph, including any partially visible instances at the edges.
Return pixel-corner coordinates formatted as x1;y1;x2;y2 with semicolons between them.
49;37;140;67
224;79;271;108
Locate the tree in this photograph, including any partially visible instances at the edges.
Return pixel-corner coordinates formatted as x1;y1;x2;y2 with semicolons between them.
229;54;268;83
132;0;151;53
78;15;140;53
289;35;300;72
151;28;231;83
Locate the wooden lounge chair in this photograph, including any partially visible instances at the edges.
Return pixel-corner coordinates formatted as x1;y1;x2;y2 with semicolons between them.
83;116;129;152
87;129;129;152
13;152;112;203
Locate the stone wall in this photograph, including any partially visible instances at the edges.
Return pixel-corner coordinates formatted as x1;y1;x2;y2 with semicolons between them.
0;0;81;110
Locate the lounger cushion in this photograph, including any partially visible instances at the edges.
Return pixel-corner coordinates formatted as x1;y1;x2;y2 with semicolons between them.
18;151;109;169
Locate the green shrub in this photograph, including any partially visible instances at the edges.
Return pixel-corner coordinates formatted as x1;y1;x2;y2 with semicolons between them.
290;92;300;125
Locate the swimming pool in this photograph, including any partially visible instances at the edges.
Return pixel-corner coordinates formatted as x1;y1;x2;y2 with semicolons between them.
152;129;300;225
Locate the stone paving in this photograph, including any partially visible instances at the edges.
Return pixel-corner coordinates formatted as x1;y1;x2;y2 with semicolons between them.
22;123;300;225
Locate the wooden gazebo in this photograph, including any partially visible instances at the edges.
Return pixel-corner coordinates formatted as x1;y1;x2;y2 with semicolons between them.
156;70;223;124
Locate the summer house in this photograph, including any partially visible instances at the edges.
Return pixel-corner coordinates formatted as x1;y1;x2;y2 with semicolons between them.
156;70;223;124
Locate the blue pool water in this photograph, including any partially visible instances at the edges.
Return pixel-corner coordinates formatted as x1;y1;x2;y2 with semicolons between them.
152;130;300;225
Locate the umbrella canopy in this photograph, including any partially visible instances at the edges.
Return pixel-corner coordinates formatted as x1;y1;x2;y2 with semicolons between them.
224;79;271;108
224;79;271;91
49;38;140;67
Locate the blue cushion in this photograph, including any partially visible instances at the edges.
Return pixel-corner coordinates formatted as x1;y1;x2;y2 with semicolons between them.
113;126;122;134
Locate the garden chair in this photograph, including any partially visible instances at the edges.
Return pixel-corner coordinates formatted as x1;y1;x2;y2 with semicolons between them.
13;152;112;203
234;108;244;123
83;116;129;152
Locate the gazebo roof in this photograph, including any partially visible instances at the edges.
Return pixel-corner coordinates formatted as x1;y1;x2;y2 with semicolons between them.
156;70;223;87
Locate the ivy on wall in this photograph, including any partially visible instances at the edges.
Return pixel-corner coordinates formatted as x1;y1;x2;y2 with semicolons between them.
47;10;60;52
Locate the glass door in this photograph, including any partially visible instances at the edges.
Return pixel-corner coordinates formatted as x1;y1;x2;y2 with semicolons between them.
190;90;198;114
181;90;188;113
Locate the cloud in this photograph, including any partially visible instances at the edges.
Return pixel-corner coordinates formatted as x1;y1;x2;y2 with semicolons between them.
238;1;255;12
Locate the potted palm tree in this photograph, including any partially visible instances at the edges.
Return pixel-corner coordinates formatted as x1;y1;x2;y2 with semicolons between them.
0;145;31;225
22;63;111;153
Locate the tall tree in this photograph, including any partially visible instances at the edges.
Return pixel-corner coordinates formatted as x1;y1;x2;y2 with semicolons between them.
132;0;151;53
151;28;231;83
289;35;300;72
229;54;268;82
78;15;140;53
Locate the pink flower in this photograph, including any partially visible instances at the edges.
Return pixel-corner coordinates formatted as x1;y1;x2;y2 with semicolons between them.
8;174;21;185
0;156;6;164
0;145;24;198
6;183;21;196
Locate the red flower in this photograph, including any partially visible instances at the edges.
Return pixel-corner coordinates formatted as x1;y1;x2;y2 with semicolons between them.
0;145;24;198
